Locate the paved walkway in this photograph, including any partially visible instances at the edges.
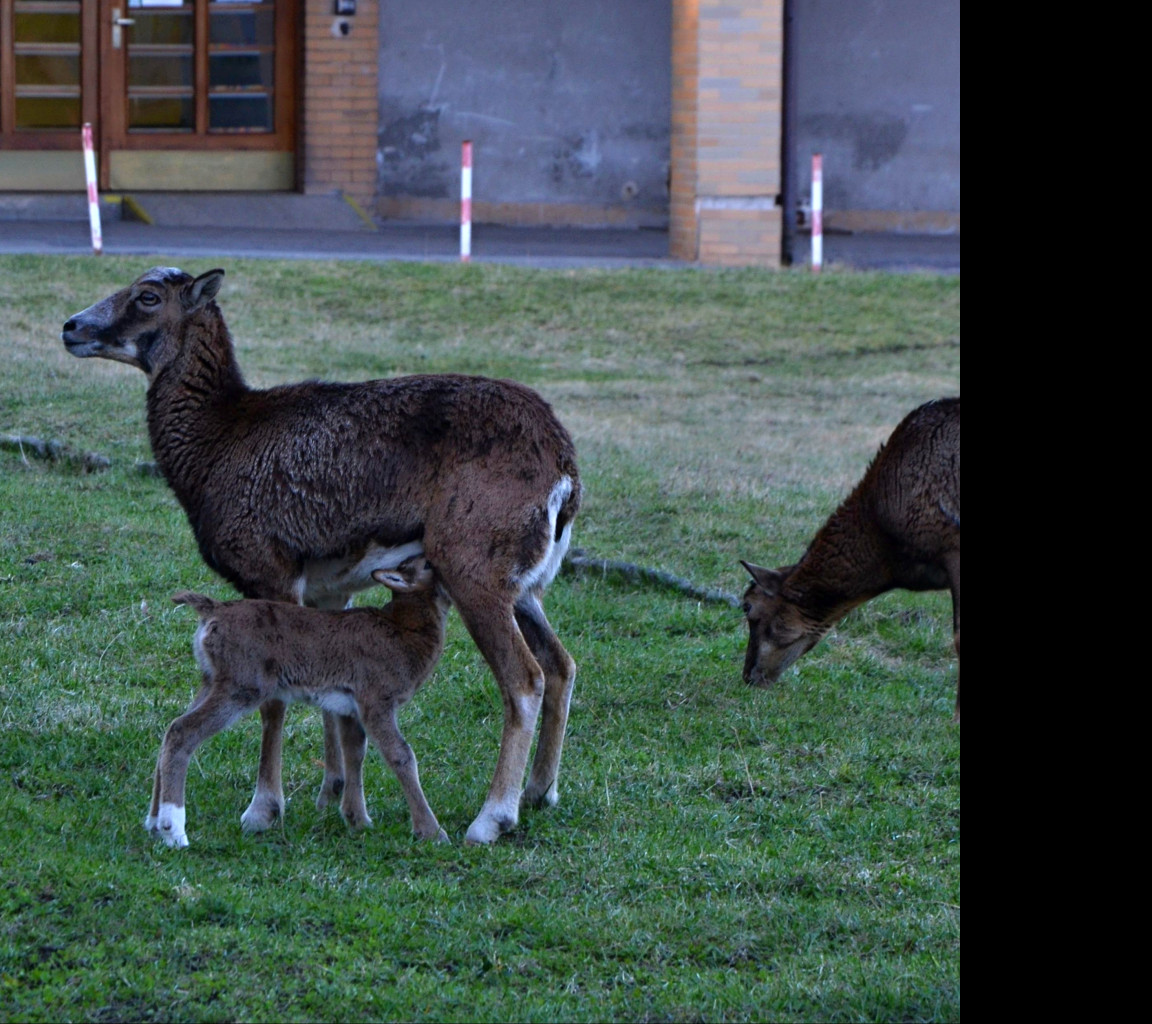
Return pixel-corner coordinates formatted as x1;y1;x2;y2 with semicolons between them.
0;211;959;273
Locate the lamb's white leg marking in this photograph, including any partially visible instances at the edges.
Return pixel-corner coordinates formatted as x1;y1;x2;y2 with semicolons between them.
153;802;188;849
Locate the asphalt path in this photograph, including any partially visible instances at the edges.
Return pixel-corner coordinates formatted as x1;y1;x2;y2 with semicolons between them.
0;217;958;273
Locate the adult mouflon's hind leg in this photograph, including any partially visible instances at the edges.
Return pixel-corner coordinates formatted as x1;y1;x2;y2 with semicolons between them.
450;590;546;845
515;591;576;810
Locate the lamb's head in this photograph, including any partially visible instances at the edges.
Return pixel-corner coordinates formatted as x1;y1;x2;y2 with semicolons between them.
739;560;826;687
372;557;452;616
62;267;224;377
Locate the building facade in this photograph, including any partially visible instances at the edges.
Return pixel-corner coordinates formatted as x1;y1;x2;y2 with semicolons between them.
0;0;958;266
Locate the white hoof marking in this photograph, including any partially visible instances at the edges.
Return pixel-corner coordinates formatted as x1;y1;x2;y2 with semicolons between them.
156;802;188;848
465;798;519;845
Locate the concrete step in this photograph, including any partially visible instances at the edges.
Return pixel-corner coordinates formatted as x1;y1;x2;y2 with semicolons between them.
120;192;377;231
0;191;377;232
0;193;118;222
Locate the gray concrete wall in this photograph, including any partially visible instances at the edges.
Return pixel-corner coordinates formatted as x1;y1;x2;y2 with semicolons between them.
377;0;672;226
795;0;960;231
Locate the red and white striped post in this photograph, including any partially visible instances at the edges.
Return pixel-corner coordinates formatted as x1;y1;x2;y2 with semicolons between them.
81;123;103;255
810;153;823;272
460;140;473;262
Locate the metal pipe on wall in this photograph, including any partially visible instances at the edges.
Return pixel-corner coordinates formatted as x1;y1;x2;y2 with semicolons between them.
780;0;798;266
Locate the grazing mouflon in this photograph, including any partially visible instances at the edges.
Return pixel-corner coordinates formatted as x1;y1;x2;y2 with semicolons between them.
740;397;960;719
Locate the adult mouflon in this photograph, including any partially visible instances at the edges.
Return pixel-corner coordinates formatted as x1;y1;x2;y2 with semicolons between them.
64;266;581;843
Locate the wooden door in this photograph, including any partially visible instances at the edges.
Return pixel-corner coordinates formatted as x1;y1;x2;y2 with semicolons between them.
0;0;296;190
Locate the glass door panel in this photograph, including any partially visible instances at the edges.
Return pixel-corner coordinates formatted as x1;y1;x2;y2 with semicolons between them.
124;1;193;130
208;1;275;132
11;0;81;129
117;0;277;135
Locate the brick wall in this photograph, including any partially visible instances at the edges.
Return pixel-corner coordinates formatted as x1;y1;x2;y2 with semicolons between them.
297;1;786;261
301;1;379;207
671;0;784;266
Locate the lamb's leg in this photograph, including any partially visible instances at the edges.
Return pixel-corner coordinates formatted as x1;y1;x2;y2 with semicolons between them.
147;756;164;832
361;702;448;842
148;677;211;828
335;713;372;829
315;709;347;811
515;592;576;810
241;699;287;831
451;593;544;844
148;689;246;848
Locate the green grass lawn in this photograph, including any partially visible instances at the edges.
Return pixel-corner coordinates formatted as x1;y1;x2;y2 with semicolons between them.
0;255;959;1023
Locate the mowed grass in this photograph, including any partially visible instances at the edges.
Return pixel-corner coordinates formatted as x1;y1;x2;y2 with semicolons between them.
0;255;960;1023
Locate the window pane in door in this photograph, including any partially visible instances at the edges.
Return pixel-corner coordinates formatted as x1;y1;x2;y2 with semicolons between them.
208;1;275;133
14;11;81;44
209;94;271;131
11;0;81;130
14;53;79;87
209;50;272;90
128;97;194;130
131;55;193;89
14;96;81;129
210;6;274;46
126;10;195;131
129;9;193;46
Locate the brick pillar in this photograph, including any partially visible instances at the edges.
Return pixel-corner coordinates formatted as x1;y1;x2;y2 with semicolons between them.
670;0;700;261
670;0;784;267
302;1;379;207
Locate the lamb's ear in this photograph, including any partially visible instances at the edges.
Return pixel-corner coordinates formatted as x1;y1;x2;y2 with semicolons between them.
740;560;785;595
186;269;225;311
372;568;412;593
